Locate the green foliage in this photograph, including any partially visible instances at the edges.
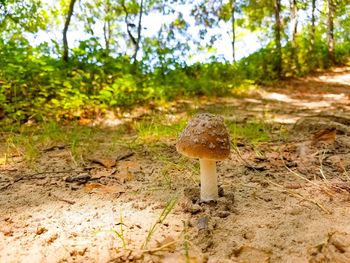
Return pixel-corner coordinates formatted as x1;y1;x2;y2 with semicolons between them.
134;114;187;142
335;41;350;64
98;74;145;107
238;47;279;81
179;62;243;96
96;213;127;249
227;121;270;146
237;27;349;82
0;35;245;124
1;34;349;124
1;120;100;168
142;196;178;249
0;0;349;125
0;0;48;34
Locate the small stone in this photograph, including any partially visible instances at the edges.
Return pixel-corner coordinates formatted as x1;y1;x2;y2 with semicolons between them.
243;230;255;240
218;187;224;197
190;204;203;214
197;216;209;230
218;211;230;218
288;207;303;216
71;185;80;191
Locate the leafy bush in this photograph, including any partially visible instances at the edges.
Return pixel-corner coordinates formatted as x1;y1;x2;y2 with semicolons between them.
0;34;349;125
237;47;279;82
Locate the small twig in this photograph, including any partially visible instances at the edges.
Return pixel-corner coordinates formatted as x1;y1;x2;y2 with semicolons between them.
141;240;178;254
317;150;350;194
17;170;80;180
116;152;134;161
280;154;334;196
42;143;66;152
0;169;81;190
88;175;120;182
50;193;76;205
0;168;18;172
318;151;342;194
0;183;12;191
340;163;350;182
319;150;331;186
267;179;331;214
282;157;318;186
319;151;350;194
142;196;177;249
69;151;78;166
233;145;259;172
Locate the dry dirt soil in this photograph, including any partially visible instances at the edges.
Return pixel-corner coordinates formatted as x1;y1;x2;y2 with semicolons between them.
1;67;350;263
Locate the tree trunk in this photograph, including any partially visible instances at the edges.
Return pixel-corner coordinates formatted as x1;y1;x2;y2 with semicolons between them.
121;0;144;64
230;0;236;63
310;0;316;53
103;19;111;53
274;0;282;78
290;0;299;73
133;0;144;62
103;0;112;55
62;0;77;62
327;0;335;65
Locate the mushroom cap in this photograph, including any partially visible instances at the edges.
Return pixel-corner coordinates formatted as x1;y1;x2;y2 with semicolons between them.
176;113;230;160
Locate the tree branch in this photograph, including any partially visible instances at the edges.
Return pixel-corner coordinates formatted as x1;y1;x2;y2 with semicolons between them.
62;0;77;62
133;0;144;61
121;0;137;46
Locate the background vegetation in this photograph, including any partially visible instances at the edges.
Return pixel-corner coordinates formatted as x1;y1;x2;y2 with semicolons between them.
0;0;349;125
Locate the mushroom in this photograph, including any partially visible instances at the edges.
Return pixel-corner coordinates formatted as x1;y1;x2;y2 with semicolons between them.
176;113;230;201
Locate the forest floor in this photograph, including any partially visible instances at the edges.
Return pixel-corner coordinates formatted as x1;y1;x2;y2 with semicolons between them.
1;66;350;263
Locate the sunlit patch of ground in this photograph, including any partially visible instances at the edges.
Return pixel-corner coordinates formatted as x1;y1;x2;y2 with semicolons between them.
315;67;350;86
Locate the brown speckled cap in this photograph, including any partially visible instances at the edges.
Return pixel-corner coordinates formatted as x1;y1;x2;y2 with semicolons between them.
176;113;230;160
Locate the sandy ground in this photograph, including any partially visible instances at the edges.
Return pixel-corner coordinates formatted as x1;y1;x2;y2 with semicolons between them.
1;67;350;263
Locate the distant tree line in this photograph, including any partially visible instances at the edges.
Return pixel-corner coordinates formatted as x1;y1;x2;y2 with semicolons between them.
0;0;349;123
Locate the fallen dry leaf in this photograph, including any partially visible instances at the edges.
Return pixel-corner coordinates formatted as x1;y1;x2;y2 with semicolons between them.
84;182;124;194
119;160;140;169
113;161;140;182
84;182;104;191
114;170;134;183
87;157;116;169
312;128;337;144
46;233;59;244
90;169;113;179
36;226;48;235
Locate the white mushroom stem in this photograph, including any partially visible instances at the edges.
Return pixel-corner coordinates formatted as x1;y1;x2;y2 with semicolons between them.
199;159;218;201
